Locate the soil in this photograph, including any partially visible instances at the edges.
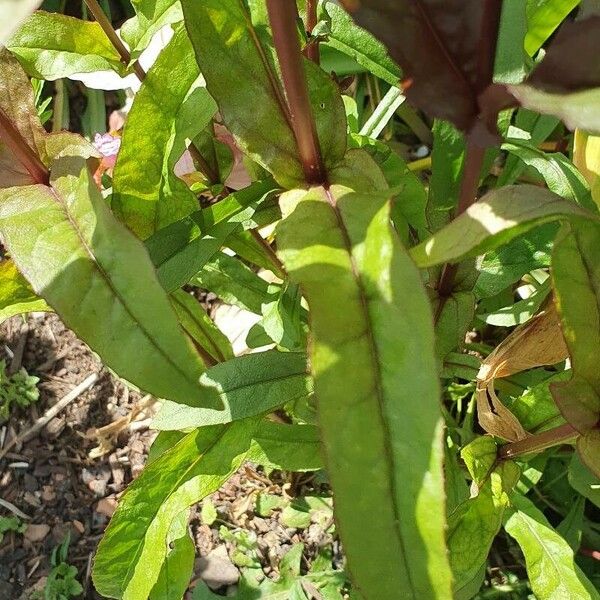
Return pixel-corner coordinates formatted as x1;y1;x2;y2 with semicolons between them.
0;314;338;599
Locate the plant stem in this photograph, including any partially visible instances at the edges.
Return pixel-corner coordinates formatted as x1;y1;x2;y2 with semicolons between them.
266;0;326;185
304;0;320;64
250;229;287;279
498;423;578;460
0;107;49;185
84;0;146;81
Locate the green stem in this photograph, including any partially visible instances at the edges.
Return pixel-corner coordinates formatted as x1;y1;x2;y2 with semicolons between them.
0;107;49;185
498;423;578;460
266;0;326;184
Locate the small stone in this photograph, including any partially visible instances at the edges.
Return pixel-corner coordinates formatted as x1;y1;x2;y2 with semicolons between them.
41;486;56;503
73;520;85;535
197;545;239;590
23;491;41;508
24;524;50;543
95;497;117;518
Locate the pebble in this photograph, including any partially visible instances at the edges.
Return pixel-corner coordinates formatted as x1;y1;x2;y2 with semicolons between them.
197;545;239;590
24;524;50;543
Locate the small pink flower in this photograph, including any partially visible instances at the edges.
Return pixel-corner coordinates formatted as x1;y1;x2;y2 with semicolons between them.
93;132;121;169
93;132;121;187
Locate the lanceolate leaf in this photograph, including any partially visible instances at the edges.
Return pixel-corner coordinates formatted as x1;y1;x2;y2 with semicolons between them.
551;221;600;434
93;420;258;599
7;12;126;80
170;289;234;364
411;185;594;268
181;0;346;188
152;351;311;430
0;259;50;324
339;0;500;131
112;26;217;239
276;152;452;598
504;493;599;600
0;154;220;409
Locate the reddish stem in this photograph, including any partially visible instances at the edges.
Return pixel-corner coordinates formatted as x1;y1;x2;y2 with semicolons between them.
0;107;49;185
266;0;326;184
304;0;320;64
84;0;146;81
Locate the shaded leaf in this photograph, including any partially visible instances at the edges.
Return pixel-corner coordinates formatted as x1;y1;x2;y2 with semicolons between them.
250;421;322;472
0;154;219;408
170;289;233;364
339;0;499;131
504;493;599;600
411;185;594;268
182;0;345;188
0;259;50;324
7;12;126;80
112;26;217;239
152;351;311;430
574;129;600;209
192;252;278;315
552;221;600;432
276;151;452;598
577;429;600;478
93;420;257;599
569;453;600;508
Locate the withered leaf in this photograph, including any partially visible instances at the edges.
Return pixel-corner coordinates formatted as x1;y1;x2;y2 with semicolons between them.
338;0;502;131
476;299;569;441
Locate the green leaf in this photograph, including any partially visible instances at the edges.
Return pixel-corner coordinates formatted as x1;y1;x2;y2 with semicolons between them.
0;154;220;409
318;0;401;86
504;493;599;600
475;224;555;298
192;252;278;314
495;0;529;84
7;12;126;80
145;181;277;291
411;185;594;268
152;351;311;430
250;421;322;472
261;283;307;351
121;0;183;58
149;512;195;600
551;221;600;432
93;420;257;599
0;259;50;323
525;0;581;56
170;289;233;364
426;120;465;232
0;0;41;45
181;0;346;188
276;151;452;598
569;454;600;509
112;26;217;239
557;496;585;552
503;140;596;210
449;442;520;597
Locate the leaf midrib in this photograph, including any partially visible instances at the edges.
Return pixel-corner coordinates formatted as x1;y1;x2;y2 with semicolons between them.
47;180;203;390
323;186;417;598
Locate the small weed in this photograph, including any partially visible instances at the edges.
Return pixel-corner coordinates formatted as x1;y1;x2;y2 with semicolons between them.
0;359;40;421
